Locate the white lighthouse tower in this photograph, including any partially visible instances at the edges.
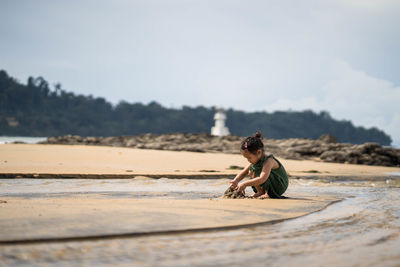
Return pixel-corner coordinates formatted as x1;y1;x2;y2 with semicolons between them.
211;108;230;136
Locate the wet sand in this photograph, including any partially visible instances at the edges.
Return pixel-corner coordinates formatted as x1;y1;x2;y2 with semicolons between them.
1;178;399;266
0;195;338;244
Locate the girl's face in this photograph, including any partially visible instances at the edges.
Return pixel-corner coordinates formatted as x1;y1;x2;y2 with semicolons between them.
241;149;263;164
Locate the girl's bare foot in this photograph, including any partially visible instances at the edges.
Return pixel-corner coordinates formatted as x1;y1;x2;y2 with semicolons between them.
251;185;265;198
251;192;263;198
258;194;269;199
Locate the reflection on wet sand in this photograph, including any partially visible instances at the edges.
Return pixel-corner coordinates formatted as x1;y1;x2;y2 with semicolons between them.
0;178;400;266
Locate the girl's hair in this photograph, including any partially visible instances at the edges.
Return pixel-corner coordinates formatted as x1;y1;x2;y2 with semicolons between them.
241;131;264;154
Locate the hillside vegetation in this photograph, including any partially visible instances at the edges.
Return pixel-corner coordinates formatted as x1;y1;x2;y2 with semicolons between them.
0;70;392;145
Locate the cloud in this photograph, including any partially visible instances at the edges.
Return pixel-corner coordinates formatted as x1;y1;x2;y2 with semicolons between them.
265;60;400;146
1;0;399;146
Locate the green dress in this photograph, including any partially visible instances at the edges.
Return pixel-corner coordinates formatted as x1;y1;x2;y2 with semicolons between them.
250;154;289;198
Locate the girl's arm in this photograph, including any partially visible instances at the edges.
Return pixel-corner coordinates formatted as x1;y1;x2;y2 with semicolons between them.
240;158;278;187
230;163;251;187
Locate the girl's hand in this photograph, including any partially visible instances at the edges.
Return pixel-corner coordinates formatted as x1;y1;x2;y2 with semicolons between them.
229;180;238;188
236;182;247;194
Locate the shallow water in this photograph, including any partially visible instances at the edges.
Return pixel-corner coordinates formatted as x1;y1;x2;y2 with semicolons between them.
0;136;46;144
1;178;400;266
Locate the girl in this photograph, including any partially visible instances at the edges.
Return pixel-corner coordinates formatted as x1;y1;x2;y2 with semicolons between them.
230;131;289;199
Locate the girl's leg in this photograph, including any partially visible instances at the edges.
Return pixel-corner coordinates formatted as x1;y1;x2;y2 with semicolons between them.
251;185;265;198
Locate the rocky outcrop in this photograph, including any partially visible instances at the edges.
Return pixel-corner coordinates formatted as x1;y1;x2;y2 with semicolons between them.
39;133;400;167
41;133;242;154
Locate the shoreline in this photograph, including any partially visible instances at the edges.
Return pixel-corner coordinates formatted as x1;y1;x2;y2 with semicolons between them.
1;173;398;182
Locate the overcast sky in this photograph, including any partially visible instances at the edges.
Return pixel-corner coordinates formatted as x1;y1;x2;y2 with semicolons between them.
1;0;399;145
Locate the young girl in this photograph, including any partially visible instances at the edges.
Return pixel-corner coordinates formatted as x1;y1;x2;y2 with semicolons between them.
230;131;289;199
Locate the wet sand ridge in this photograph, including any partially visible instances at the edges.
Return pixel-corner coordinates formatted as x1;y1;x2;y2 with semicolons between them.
0;194;339;244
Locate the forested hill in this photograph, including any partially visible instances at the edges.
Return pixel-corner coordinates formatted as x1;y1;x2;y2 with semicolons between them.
0;70;392;145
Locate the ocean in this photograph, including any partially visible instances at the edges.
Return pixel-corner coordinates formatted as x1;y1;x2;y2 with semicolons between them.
0;136;47;144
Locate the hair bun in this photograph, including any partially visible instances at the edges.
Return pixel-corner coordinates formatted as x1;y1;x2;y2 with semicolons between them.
241;130;264;153
254;130;263;140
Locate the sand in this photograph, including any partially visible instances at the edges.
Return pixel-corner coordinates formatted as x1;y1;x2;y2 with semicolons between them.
1;143;399;243
0;195;338;244
1;144;399;178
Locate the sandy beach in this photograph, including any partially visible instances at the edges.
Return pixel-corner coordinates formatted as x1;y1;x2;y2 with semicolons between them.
1;143;400;266
1;144;398;178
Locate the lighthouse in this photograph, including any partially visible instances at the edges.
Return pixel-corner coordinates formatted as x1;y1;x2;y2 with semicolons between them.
211;108;230;136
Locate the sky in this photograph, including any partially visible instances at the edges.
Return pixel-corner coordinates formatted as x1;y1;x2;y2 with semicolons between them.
1;0;399;146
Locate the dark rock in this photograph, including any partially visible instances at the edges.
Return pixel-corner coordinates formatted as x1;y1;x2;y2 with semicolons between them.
320;151;347;163
319;134;338;143
12;141;26;144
